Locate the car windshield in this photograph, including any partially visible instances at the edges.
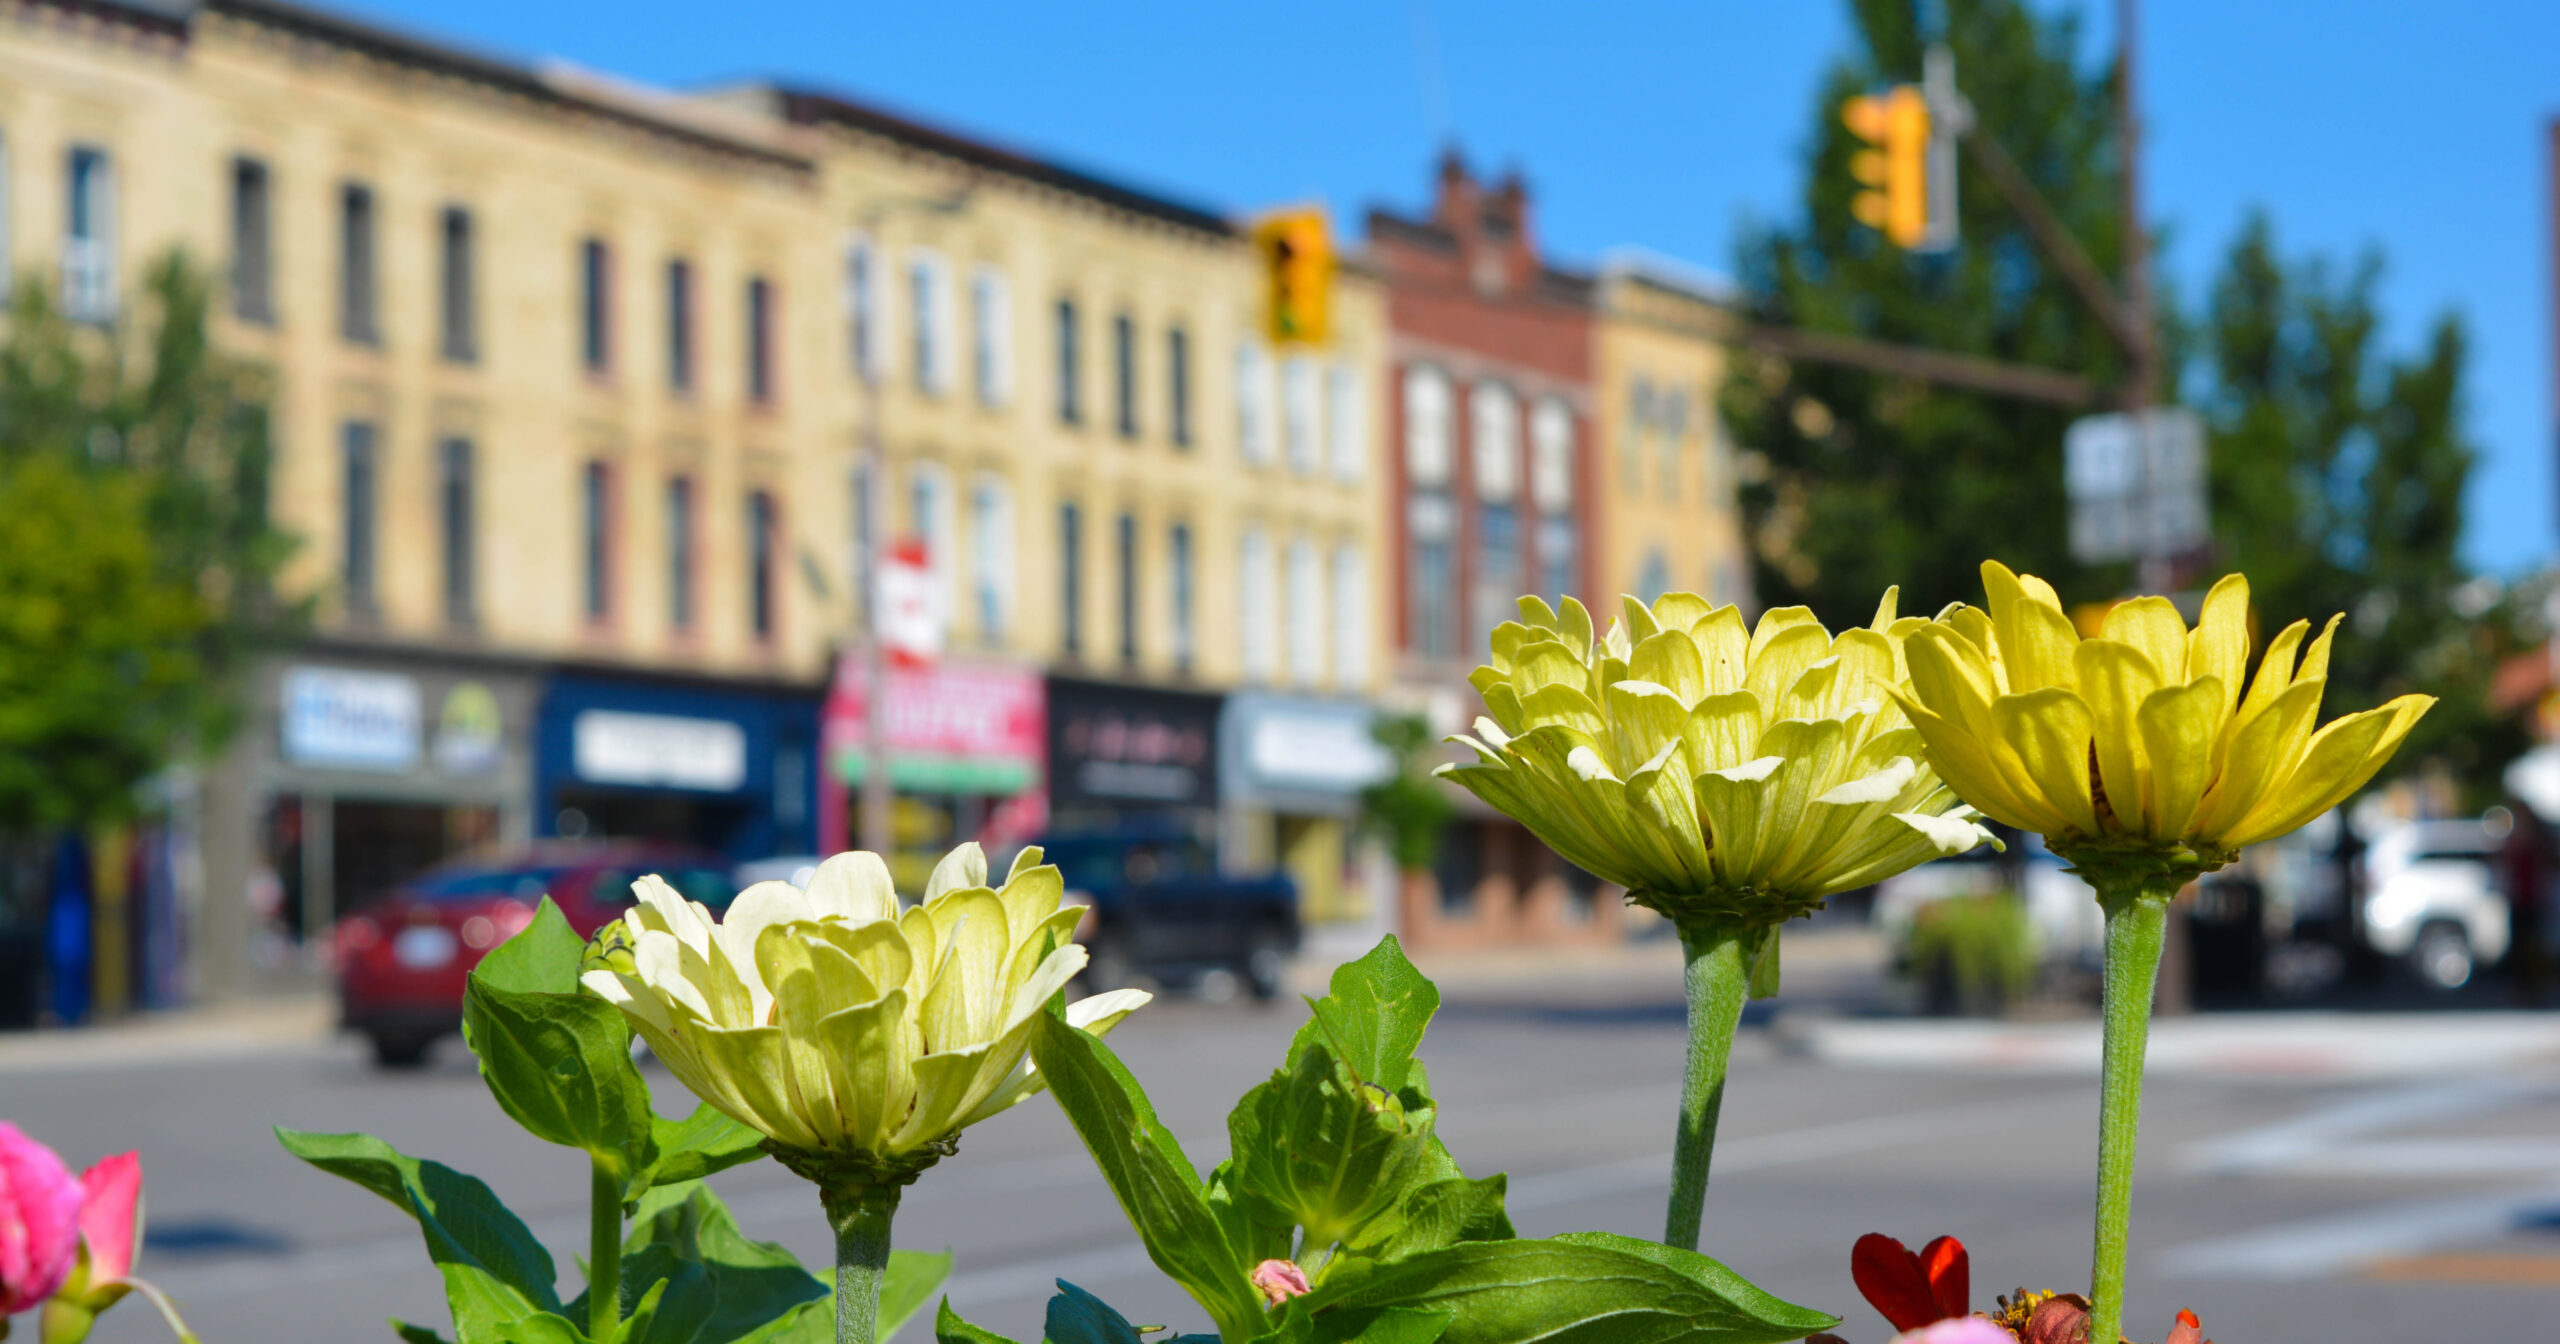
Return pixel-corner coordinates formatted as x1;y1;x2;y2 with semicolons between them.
410;865;572;904
588;865;737;911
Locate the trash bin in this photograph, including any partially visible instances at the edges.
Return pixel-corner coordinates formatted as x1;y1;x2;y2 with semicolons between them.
2186;873;2266;1005
0;926;44;1029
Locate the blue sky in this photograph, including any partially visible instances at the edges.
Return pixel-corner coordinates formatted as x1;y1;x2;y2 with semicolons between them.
340;0;2559;575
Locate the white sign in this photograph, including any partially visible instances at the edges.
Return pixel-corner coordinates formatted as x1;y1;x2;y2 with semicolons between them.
281;666;421;771
1248;712;1392;792
874;539;945;665
573;710;747;791
2065;408;2208;564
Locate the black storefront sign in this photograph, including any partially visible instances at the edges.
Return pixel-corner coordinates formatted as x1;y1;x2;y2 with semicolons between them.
1045;676;1221;813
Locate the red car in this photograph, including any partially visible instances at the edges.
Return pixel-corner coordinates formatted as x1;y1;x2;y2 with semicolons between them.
335;842;735;1067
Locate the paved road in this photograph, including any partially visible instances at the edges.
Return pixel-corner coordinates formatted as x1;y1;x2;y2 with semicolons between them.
11;961;2558;1343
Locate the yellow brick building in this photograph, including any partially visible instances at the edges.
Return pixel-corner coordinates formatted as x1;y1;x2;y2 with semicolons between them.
0;0;1394;997
1591;254;1754;612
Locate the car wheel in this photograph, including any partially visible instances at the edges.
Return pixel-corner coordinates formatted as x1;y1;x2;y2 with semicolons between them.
371;1032;435;1069
1193;966;1243;1005
2411;922;2474;992
1084;937;1136;992
1244;932;1291;1001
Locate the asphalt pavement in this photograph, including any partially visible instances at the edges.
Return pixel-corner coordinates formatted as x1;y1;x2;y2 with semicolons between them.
8;937;2558;1343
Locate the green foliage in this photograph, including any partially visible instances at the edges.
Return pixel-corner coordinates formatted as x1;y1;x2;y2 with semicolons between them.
1358;716;1458;873
0;253;299;837
463;901;656;1182
1905;893;2037;1010
1009;936;1832;1343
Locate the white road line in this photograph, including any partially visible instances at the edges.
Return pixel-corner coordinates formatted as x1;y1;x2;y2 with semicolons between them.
2156;1183;2560;1281
2178;1076;2548;1174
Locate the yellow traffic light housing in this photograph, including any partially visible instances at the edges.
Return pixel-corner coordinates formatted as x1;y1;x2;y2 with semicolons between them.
1842;86;1931;248
1254;209;1332;345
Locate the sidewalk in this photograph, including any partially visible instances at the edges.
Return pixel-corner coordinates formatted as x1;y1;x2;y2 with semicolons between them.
1787;1010;2560;1080
0;993;336;1074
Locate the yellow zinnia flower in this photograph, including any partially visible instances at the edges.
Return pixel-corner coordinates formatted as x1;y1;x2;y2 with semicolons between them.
1438;591;1998;928
1897;560;2434;873
581;843;1148;1167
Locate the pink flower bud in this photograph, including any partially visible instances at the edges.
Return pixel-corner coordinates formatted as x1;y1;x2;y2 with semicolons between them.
0;1121;84;1315
1251;1258;1311;1307
1892;1318;2017;1344
76;1153;143;1286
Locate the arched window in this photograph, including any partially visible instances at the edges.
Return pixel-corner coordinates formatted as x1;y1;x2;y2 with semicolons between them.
1402;364;1452;486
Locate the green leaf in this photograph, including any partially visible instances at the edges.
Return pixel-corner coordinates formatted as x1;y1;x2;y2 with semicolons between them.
1028;1012;1266;1344
634;1104;768;1196
1044;1280;1147;1344
472;898;589;994
462;976;656;1177
566;1182;826;1344
393;1322;456;1344
1342;1175;1512;1263
489;1315;592;1344
1300;1232;1835;1344
933;1297;1024;1344
1288;937;1438;1092
1204;1160;1293;1273
276;1127;561;1336
881;1250;955;1341
1229;1044;1437;1249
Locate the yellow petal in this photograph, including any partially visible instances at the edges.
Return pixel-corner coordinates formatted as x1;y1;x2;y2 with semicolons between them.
1630;630;1707;705
1870;585;1902;630
1618;595;1662;645
2136;677;2224;838
1991;689;2100;835
1682;690;1763;774
1651;591;1716;635
2189;677;2324;840
2073;639;2162;832
2223;694;2435;847
1695;756;1780;886
1891;695;2064;834
1743;622;1831;713
2294;613;2343;686
2099;596;2189;684
1981;560;2081;693
1557;594;1597;656
1746;605;1824;663
813;989;910;1151
1606;679;1691;779
2234;619;2311;729
2187;573;2251;719
1690;605;1750;696
1509;641;1589;698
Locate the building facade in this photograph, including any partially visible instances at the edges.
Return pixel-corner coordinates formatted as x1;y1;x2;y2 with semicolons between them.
1592;254;1754;611
1366;152;1620;950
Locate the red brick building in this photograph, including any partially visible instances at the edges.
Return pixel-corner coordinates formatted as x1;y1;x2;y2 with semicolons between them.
1367;151;1620;950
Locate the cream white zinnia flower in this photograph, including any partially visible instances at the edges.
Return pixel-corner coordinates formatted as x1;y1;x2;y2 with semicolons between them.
581;843;1147;1161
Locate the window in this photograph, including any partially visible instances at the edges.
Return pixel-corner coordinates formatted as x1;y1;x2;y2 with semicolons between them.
1636;549;1672;606
231;157;273;323
1658;390;1689;491
339;182;377;345
1059;503;1083;656
748;491;778;640
582;461;613;623
1471;381;1521;504
846;235;880;382
1167;327;1192;448
341;421;378;615
910;251;948;395
746;276;775;404
64;147;115;321
1623;378;1654;491
1239;527;1273;681
1170;522;1195;674
1113;313;1137;439
1326;362;1363;481
970;475;1013;644
1054;298;1081;425
1402;365;1457;661
910;463;953;617
579;237;611;375
1282;356;1318;474
439;207;475;362
1331;544;1367;687
971;267;1011;406
1286;537;1321;686
1236;340;1273;464
1475;501;1521;654
1532;396;1578;604
667;476;695;633
665;259;694;393
1116;512;1140;665
851;464;875;629
1401;365;1452;487
439;438;475;626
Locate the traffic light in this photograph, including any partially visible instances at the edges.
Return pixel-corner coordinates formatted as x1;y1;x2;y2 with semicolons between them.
1842;85;1931;248
1254;209;1331;345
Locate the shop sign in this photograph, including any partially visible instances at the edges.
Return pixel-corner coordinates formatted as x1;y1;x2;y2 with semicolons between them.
1048;678;1219;809
1244;706;1391;794
281;666;421;771
573;710;747;791
434;681;506;777
825;658;1042;793
874;537;945;666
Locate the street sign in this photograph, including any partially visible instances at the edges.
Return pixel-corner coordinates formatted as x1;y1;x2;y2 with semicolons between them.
2065;408;2207;564
873;536;944;666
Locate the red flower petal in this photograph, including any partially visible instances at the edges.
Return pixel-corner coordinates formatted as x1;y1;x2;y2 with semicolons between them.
2166;1308;2209;1344
1852;1233;1949;1332
1919;1234;1970;1322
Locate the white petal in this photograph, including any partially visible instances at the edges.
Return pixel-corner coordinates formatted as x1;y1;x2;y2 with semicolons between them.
926;842;989;901
1473;715;1513;749
1888;808;1998;856
1065;987;1152;1034
1567;746;1620;783
1814;756;1919;807
1712;755;1785;784
805;851;898;923
634;927;715;1023
634;874;713;959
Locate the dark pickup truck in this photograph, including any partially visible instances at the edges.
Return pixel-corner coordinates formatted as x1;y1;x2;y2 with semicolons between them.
1040;828;1299;1001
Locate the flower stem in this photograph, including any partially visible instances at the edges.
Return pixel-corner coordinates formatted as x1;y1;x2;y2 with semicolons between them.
1664;921;1750;1252
589;1156;623;1344
2089;884;2173;1344
821;1181;903;1344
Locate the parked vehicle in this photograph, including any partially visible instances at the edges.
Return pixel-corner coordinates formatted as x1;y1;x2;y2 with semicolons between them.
2361;818;2508;991
1040;826;1299;1002
336;842;734;1067
1872;830;2106;973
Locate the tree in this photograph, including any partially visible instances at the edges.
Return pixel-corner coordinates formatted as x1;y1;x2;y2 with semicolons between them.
1725;0;2138;625
0;255;298;837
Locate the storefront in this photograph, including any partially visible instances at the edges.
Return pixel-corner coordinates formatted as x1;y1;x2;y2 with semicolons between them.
1219;694;1393;937
533;671;820;862
1044;676;1222;837
235;653;539;972
819;657;1046;890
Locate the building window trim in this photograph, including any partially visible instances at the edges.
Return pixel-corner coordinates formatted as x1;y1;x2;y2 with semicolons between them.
580;236;613;377
231;156;274;325
439;436;476;628
338;180;378;347
582;460;616;626
439;206;476;363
